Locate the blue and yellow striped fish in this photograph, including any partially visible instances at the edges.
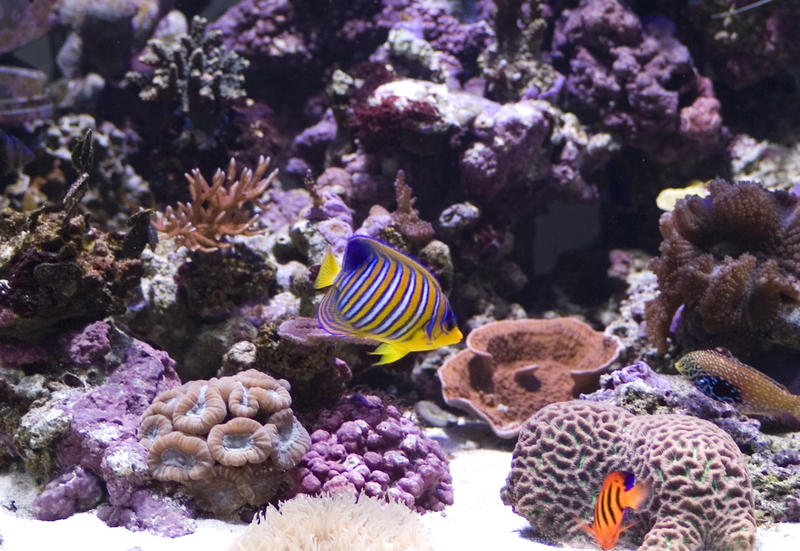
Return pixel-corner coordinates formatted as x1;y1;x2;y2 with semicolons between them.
314;235;462;365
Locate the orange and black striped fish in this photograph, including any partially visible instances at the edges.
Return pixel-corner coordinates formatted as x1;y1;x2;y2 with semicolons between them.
676;349;800;422
314;235;462;365
578;471;650;550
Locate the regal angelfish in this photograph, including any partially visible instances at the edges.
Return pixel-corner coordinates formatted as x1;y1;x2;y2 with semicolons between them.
314;236;462;365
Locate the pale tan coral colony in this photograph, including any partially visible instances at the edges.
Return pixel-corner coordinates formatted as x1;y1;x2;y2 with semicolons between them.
139;369;310;516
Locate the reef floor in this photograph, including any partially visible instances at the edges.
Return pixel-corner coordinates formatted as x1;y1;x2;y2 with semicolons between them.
0;428;798;551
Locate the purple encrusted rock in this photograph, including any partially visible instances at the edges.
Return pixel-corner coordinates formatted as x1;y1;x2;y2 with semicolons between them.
16;321;190;534
97;489;196;538
773;450;800;468
32;466;104;521
600;360;672;391
65;321;113;368
585;360;770;454
550;0;724;163
294;393;453;513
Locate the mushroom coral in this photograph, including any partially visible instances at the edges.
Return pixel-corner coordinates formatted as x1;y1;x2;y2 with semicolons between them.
139;369;310;516
645;179;800;352
438;318;622;438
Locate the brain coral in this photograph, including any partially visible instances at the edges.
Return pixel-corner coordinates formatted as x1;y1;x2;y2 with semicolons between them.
439;318;622;438
645;179;800;352
501;401;755;551
139;369;311;516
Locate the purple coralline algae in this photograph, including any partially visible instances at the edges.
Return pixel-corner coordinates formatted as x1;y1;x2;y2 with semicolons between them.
549;0;725;163
294;394;453;513
660;1;800;88
32;465;104;521
8;321;195;536
345;77;617;218
0;0;54;55
586;360;770;454
212;0;488;94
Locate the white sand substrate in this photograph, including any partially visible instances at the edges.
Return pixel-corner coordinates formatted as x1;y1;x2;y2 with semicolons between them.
1;438;798;551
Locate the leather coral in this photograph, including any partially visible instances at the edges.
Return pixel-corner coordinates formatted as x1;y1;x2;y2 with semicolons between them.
645;179;800;352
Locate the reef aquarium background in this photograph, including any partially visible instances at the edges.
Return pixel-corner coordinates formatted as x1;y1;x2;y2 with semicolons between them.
1;1;800;550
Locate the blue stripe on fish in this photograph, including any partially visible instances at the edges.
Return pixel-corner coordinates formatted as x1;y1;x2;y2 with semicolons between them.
342;256;391;321
315;235;463;365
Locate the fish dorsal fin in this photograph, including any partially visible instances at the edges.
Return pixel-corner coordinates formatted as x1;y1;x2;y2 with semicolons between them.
736;357;790;392
342;235;375;272
314;248;340;289
621;481;650;510
351;235;436;280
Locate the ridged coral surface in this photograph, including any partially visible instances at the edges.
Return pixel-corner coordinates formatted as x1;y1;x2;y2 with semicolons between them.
501;400;755;551
139;369;310;516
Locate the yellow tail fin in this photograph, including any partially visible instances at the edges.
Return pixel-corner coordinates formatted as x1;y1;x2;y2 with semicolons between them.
314;248;340;289
368;343;409;365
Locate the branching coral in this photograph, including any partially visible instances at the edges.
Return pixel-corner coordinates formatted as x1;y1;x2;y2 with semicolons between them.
389;170;435;246
127;15;248;115
501;400;756;551
139;369;310;516
645;179;800;352
152;156;277;251
439;318;623;438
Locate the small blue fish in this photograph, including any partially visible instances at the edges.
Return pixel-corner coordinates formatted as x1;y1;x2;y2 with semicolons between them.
315;235;462;365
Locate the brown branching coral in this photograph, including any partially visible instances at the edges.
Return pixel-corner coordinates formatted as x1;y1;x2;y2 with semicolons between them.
152;156;277;251
645;179;800;352
390;170;434;246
